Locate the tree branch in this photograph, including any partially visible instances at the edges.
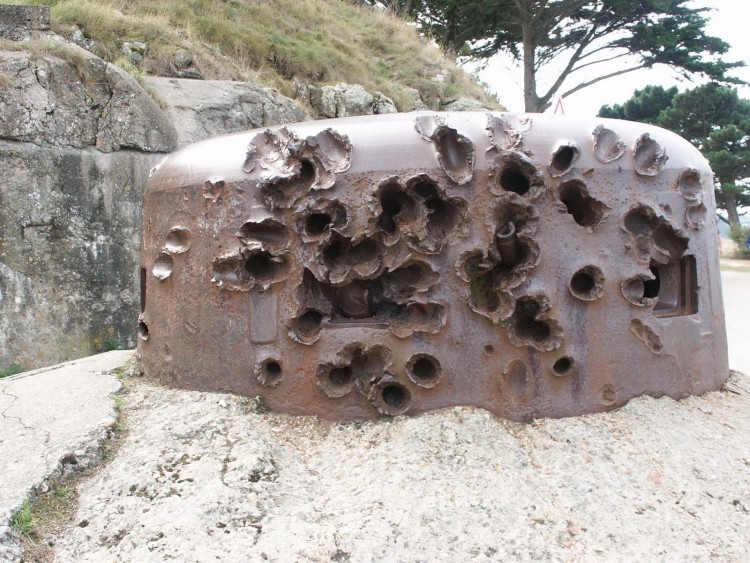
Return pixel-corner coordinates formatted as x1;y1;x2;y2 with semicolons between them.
560;64;648;99
568;51;632;74
538;21;600;103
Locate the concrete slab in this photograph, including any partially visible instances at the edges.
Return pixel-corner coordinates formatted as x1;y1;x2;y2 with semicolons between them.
54;373;750;562
0;351;127;562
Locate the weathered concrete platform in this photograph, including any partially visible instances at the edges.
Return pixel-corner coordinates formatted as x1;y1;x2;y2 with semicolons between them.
0;351;126;562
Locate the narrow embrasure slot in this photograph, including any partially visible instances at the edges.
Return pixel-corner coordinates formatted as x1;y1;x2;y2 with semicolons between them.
651;255;698;318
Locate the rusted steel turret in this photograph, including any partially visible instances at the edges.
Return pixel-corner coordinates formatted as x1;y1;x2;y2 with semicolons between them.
138;112;728;421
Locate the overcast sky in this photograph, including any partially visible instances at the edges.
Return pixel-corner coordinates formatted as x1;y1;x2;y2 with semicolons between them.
470;0;750;116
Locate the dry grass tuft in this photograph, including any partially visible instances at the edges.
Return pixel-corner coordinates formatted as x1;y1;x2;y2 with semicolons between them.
0;0;498;110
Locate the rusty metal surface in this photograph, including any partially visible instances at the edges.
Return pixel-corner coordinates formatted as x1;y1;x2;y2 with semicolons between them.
138;112;729;421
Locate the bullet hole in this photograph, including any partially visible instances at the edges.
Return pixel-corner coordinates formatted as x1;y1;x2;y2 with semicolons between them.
370;175;466;253
318;343;395;402
592;125;625;163
459;195;540;323
569;265;605;301
347;240;379;264
202;179;225;203
293;309;323;343
382;260;438;299
213;247;290;291
309;129;352;178
623;205;656;236
244;127;352;201
140;267;146;314
460;251;516;322
652;224;689;261
382;384;409;409
323;234;380;268
677;169;703;201
508;296;563;351
500;167;530;195
238;219;289;246
414;116;474;184
601;384;616;406
629;319;663;354
490;153;544;198
243;128;294;175
552;357;574;377
621;275;656;307
432;126;475;185
245;251;289;283
407;177;465;252
685;202;707;229
138;321;149;341
298;200;348;241
316;364;354;398
633;133;668;176
305;213;332;236
370;379;412;416
483;343;495;356
165;227;191;254
399;302;446;335
424;194;454;238
377;182;416;235
571;273;594;295
152;252;174;281
558;180;607;228
513;299;549;341
299;159;315;182
486;114;531;151
468;267;502;313
256;358;282;388
621;205;688;264
549;143;579;176
406;354;442;388
329;366;353;387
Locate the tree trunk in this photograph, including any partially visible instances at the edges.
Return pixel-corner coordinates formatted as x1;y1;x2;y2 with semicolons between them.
722;191;741;227
521;21;542;113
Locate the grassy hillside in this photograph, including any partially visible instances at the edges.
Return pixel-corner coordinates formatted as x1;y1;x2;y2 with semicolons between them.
5;0;498;111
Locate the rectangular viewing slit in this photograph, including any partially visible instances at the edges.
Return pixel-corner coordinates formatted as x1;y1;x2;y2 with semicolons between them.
652;255;698;318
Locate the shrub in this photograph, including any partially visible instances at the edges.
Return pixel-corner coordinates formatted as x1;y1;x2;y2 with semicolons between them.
729;224;750;259
0;363;25;379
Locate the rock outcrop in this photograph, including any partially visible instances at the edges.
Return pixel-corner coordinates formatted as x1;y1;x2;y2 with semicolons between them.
144;77;306;147
304;82;398;118
0;32;180;370
0;45;176;152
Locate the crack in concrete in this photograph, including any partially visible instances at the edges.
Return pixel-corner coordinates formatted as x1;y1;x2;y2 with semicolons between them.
1;384;52;444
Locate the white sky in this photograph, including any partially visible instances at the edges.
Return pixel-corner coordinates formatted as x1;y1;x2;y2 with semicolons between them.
470;0;750;116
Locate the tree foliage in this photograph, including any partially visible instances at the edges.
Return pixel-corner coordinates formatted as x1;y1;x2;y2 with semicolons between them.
599;83;750;226
362;0;743;112
598;85;677;124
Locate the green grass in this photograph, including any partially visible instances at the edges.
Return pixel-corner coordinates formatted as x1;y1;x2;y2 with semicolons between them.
0;363;24;379
11;501;39;541
2;0;498;111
